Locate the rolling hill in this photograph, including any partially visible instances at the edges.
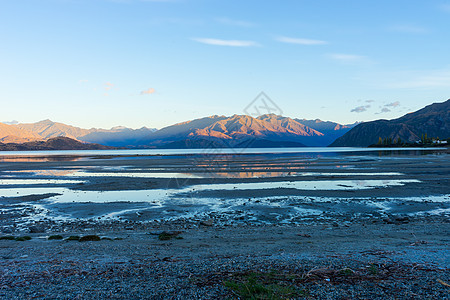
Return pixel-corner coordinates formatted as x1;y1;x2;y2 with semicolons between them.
0;137;117;151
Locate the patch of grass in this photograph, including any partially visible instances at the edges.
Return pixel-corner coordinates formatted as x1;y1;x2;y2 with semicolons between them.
368;264;378;275
48;235;63;240
223;272;302;300
340;268;354;276
0;236;16;240
15;236;32;241
79;235;101;242
66;236;80;241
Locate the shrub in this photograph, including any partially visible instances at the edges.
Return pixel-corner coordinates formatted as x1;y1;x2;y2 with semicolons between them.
79;235;101;242
15;236;32;241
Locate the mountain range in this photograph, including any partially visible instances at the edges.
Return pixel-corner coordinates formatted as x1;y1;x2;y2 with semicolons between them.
135;114;351;148
2;99;447;149
331;99;450;147
0;115;356;149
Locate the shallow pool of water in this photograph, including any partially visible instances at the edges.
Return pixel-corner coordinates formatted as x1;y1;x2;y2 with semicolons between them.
0;179;84;186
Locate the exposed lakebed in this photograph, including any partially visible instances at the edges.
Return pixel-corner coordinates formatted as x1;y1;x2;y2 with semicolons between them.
0;147;449;228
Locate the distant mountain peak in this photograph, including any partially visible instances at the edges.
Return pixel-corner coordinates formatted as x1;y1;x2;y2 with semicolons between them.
111;126;128;131
37;119;54;124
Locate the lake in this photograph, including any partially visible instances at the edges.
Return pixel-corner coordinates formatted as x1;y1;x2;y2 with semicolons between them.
0;146;446;157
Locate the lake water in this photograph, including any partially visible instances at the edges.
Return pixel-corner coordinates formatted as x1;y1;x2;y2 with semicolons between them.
0;146;446;157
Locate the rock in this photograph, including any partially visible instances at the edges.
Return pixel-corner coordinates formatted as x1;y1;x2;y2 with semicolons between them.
394;216;410;224
297;233;311;238
148;231;164;235
383;218;394;224
200;219;213;226
28;225;45;233
2;227;13;234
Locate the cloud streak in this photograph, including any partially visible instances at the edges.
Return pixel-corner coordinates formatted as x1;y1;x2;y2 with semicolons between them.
105;82;114;91
276;36;328;45
192;38;259;47
388;69;450;88
141;88;156;95
389;25;428;34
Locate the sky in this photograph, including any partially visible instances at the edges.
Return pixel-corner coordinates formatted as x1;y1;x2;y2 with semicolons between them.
1;0;450;129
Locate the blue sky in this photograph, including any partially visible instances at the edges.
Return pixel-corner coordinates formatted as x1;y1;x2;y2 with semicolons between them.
1;0;450;129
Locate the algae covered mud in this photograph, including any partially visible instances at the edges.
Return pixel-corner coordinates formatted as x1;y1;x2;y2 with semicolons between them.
0;147;449;228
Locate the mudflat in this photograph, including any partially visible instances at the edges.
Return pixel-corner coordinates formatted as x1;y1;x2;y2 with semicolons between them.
0;148;449;299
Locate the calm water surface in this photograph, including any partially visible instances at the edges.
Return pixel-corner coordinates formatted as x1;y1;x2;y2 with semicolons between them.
0;146;446;157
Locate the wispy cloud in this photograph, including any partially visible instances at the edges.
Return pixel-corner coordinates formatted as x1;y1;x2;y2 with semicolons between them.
216;17;255;27
105;82;114;91
440;4;450;12
365;99;375;103
376;107;391;114
388;69;450;88
192;38;260;47
351;105;370;113
141;88;156;95
376;101;400;114
328;53;368;64
385;101;400;108
78;79;88;83
389;24;428;34
276;36;328;45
